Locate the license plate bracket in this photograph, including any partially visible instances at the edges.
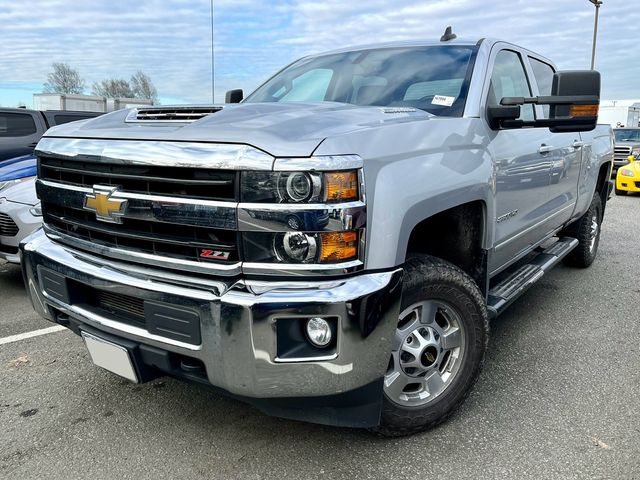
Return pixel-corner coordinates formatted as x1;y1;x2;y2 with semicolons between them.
82;331;139;383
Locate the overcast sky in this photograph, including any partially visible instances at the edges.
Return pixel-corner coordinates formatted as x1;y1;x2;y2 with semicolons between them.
0;0;637;107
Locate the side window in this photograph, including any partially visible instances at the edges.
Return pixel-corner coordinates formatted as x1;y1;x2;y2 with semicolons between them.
529;57;555;117
0;113;37;137
488;50;534;121
275;69;333;102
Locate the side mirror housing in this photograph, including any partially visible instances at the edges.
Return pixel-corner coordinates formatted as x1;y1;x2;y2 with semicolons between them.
490;70;600;133
487;105;521;130
225;89;243;103
548;70;600;133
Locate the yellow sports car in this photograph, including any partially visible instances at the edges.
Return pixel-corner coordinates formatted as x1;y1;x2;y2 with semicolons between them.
615;156;640;195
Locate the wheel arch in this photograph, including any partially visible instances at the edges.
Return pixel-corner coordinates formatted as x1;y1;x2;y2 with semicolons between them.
401;198;490;293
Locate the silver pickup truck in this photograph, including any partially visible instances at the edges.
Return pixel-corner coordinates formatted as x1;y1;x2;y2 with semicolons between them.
21;36;613;436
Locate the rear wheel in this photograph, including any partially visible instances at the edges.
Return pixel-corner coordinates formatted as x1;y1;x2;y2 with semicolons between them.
562;193;602;268
371;255;488;437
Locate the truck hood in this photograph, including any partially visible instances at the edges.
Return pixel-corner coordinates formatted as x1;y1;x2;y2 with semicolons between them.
43;102;431;157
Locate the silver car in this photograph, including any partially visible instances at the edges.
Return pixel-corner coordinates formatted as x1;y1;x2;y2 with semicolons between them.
0;177;40;263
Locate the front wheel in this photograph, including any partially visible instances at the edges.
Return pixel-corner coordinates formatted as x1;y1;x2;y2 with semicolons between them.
614;186;627;196
562;193;602;268
371;255;489;437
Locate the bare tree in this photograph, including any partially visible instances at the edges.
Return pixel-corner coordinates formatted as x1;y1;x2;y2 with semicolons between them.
130;71;158;103
43;63;85;94
92;79;134;98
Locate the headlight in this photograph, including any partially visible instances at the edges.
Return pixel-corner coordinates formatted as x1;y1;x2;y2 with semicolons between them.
29;203;42;217
632;147;640;160
241;170;359;203
620;168;634;177
243;231;359;264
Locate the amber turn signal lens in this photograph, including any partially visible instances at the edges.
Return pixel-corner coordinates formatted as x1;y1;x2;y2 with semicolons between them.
570;104;599;117
324;171;358;202
319;231;358;263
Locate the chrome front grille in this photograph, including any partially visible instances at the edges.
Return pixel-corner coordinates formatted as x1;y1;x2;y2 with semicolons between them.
614;145;633;163
34;138;265;275
0;213;19;237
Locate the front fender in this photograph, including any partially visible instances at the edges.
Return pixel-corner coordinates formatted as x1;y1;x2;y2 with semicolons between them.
366;151;494;268
314;117;495;270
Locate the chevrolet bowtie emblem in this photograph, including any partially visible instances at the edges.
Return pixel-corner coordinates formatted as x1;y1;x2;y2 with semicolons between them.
83;185;128;224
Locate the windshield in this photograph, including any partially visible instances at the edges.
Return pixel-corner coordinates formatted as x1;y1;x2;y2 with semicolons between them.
614;129;640;143
245;46;478;117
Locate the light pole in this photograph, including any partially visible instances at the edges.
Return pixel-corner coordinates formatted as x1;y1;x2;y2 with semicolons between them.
210;0;215;103
588;0;603;70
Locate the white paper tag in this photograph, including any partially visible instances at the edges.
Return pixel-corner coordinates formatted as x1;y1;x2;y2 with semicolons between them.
432;95;455;107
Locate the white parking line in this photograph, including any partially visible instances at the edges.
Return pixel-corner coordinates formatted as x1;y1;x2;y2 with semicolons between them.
0;325;67;346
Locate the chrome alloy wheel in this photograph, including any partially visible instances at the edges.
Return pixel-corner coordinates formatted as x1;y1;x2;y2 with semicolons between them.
588;213;599;253
384;300;465;407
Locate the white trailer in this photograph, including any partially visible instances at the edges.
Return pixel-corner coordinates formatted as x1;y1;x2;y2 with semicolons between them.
33;93;107;112
106;97;153;112
599;100;640;128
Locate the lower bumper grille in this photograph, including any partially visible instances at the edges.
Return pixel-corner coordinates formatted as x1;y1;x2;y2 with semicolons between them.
0;213;19;237
95;290;146;327
51;274;203;345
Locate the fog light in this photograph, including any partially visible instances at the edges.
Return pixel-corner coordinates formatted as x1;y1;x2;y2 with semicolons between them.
305;318;332;347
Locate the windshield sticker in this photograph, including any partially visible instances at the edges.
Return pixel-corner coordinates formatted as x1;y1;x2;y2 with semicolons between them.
432;95;455;107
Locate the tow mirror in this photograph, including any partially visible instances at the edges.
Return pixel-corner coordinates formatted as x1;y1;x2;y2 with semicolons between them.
490;70;600;133
225;89;243;103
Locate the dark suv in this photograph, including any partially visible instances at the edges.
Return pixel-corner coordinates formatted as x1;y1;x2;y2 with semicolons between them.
0;108;102;162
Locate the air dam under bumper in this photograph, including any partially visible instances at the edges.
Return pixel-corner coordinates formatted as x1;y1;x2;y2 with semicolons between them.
21;230;403;427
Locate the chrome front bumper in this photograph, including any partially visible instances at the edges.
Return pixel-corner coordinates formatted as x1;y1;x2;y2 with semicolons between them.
21;230;402;399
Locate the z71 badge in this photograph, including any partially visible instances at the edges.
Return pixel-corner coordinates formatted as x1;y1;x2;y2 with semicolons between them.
199;249;230;260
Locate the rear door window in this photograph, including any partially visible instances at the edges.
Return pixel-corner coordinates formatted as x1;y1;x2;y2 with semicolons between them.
0;113;37;137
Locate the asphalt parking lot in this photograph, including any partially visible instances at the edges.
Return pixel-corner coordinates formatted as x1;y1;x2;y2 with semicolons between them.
1;196;639;480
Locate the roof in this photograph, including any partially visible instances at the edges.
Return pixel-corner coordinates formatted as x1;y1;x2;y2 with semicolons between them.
310;37;485;57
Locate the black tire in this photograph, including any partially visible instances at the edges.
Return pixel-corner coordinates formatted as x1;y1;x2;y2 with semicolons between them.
562;193;603;268
614;186;627;196
371;255;489;437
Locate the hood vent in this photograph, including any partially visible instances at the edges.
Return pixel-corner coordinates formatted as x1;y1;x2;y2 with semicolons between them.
126;106;223;123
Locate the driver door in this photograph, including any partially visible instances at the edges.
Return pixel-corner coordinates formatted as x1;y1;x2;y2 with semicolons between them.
486;48;555;274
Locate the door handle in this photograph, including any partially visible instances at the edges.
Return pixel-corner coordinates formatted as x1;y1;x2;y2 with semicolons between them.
572;141;585;148
538;144;554;154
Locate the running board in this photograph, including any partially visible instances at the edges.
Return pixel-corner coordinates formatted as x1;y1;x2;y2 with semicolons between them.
487;237;578;318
